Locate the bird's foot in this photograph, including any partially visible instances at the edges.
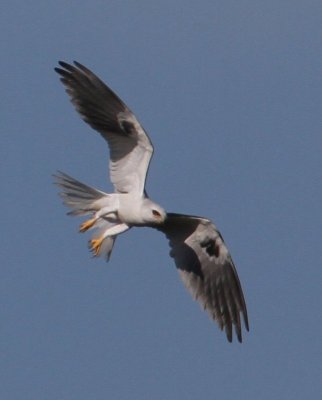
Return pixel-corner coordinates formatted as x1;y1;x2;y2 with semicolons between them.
79;217;96;233
89;237;104;256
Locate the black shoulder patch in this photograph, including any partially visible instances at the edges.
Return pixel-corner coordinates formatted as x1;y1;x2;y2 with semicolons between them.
201;239;220;258
120;120;135;136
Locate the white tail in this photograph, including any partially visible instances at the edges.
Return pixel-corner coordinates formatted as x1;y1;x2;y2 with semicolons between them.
53;171;108;216
54;171;128;260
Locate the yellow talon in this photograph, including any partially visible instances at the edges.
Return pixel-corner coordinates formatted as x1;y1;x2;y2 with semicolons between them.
89;237;104;256
79;217;96;233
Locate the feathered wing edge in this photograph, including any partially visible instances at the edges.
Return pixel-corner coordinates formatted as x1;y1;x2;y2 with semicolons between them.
55;61;129;135
158;213;249;343
54;61;154;195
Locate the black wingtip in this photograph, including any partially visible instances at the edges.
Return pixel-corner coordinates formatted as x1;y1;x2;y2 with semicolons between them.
55;61;80;77
73;60;83;69
58;60;73;69
54;62;70;77
237;332;242;343
54;66;62;75
244;312;250;332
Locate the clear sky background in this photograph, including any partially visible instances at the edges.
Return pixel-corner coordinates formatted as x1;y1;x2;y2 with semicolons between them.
1;1;322;399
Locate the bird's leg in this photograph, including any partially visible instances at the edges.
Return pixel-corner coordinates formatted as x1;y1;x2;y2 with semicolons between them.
79;217;97;233
89;223;129;256
89;237;105;256
79;206;117;233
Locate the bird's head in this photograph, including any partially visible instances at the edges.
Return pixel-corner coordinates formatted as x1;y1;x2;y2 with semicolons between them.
141;198;166;226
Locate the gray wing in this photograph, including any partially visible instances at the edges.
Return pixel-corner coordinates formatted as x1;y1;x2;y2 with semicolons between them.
55;61;153;195
159;213;249;343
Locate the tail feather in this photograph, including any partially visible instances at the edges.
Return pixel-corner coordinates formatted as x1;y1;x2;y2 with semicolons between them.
54;171;120;261
53;171;108;216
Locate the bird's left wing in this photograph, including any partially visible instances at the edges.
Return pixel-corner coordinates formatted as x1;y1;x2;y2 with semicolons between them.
55;61;153;195
158;213;249;342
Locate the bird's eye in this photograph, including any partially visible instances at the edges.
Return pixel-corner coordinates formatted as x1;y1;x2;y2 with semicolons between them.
152;209;161;217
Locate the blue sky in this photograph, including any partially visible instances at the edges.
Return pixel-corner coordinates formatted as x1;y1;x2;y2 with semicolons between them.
1;1;322;399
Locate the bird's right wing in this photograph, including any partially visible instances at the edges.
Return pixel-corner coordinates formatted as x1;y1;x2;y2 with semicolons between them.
55;61;153;195
158;213;249;343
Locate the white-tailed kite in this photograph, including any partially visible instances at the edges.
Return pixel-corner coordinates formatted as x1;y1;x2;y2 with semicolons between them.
54;61;249;342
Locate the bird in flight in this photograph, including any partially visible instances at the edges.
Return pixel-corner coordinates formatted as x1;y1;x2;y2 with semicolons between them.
54;61;249;342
